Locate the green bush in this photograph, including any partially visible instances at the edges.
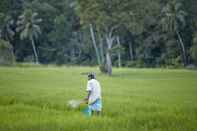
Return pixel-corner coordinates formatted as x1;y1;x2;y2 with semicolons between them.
0;39;15;66
126;60;145;68
15;63;44;67
190;44;197;65
99;64;108;73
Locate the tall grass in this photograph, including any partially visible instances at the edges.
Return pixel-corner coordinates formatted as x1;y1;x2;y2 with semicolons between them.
0;67;197;131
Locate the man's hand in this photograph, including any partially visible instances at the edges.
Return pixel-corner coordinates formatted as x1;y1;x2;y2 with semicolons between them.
84;91;91;104
84;97;88;104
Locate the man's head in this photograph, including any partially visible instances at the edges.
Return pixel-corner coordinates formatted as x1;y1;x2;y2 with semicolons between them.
88;73;96;80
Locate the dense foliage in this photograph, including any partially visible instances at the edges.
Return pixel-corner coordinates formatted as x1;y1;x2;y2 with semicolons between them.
0;0;196;70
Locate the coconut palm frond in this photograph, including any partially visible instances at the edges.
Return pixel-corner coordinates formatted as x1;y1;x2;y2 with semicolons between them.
179;10;187;17
175;2;182;11
17;18;26;25
177;14;186;27
33;25;42;34
161;6;168;14
33;18;42;24
25;23;31;30
20;27;29;40
33;12;38;17
19;14;25;19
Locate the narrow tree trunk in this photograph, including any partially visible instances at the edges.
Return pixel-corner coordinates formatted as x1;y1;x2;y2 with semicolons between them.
31;37;39;64
106;51;112;75
105;32;114;76
176;30;187;66
129;41;134;61
76;31;82;58
71;48;76;62
116;36;121;68
90;24;101;65
98;33;105;64
0;30;2;39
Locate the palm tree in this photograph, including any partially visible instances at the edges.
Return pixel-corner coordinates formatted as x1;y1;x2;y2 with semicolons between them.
17;9;42;64
160;0;187;65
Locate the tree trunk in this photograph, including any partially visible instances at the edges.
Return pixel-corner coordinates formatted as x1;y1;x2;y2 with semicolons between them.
71;48;76;62
31;37;39;64
106;51;112;75
0;30;2;39
176;30;187;66
98;33;105;64
76;31;82;58
90;24;101;65
105;31;115;75
116;36;121;68
129;41;134;61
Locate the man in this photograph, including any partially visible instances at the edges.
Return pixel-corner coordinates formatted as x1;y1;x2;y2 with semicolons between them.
84;73;102;115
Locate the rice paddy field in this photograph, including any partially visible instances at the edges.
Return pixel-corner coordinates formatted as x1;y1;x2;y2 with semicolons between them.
0;66;197;131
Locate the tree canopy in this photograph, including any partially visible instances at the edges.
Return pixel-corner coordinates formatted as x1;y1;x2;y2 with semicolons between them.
0;0;196;71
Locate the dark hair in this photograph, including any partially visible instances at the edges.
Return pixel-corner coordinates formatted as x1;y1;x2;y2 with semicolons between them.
88;73;96;79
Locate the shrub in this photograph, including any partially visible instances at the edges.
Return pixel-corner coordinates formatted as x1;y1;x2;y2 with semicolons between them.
0;39;15;66
190;44;197;65
99;64;108;73
126;60;145;68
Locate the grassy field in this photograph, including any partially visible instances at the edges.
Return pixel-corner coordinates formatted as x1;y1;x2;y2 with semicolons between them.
0;67;197;131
